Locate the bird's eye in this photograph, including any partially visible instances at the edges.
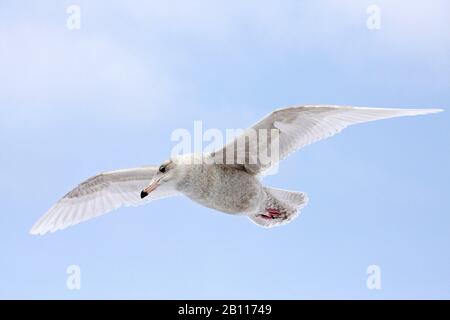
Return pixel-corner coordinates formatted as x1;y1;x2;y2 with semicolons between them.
159;165;166;173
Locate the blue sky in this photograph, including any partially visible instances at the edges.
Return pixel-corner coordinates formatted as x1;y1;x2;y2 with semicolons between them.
0;0;449;299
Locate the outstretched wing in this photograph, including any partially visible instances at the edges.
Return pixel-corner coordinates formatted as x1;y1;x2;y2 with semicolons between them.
30;166;179;235
211;105;442;175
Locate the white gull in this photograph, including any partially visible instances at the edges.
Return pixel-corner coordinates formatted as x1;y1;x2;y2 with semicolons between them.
30;105;442;235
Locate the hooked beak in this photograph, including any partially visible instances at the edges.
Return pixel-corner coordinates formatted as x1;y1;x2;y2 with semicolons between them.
140;178;160;199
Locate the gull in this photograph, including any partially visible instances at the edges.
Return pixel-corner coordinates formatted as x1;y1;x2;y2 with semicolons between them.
30;105;442;235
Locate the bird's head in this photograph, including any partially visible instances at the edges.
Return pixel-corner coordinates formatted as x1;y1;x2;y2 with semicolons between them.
140;159;179;199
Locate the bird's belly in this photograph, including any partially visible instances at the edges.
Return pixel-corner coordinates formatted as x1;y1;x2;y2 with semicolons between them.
180;167;264;214
197;184;263;214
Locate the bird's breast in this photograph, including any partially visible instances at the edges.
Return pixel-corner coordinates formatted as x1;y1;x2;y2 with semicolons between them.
177;165;264;214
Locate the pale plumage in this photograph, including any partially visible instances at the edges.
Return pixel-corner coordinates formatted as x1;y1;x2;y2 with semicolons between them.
30;166;179;235
30;105;442;235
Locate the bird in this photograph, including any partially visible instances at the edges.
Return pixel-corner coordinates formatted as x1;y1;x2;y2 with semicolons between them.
29;105;442;235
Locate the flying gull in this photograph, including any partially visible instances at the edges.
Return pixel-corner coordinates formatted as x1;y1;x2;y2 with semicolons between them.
30;105;442;235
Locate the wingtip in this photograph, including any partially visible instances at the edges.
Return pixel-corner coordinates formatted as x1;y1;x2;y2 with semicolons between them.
423;108;444;114
29;222;50;236
375;107;444;115
390;107;444;116
29;229;40;236
29;226;43;236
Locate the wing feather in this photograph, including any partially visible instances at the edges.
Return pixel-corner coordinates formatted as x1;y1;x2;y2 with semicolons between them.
212;105;442;175
30;165;179;235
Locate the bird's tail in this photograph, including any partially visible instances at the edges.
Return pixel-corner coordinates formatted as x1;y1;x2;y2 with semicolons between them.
248;187;308;228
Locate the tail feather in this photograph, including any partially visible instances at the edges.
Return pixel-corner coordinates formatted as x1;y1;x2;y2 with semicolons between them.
248;187;308;228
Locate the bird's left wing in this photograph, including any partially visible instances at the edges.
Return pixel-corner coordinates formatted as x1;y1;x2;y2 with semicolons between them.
211;105;442;175
30;166;179;235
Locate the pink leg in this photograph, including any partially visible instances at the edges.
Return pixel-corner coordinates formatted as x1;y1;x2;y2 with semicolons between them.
261;208;282;219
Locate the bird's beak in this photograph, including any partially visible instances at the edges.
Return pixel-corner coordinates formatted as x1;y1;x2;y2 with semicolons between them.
140;178;160;199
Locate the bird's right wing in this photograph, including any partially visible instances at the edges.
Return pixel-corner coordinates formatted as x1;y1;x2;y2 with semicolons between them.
30;166;179;235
